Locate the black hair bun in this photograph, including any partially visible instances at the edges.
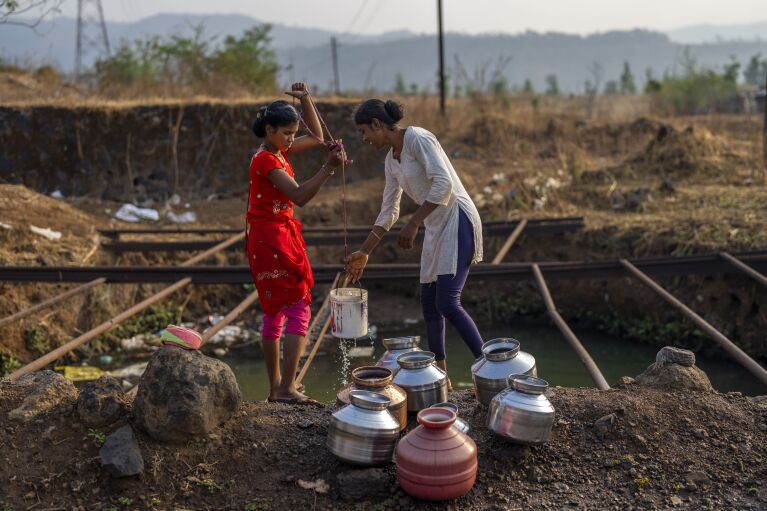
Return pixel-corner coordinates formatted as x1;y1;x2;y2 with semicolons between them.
384;100;404;122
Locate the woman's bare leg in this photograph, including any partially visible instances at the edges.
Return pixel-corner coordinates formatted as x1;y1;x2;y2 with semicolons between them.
276;333;309;399
262;338;282;401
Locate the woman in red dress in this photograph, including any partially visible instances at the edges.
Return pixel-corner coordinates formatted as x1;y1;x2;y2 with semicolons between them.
247;83;344;404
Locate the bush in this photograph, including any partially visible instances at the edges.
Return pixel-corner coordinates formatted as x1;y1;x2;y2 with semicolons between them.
93;24;278;97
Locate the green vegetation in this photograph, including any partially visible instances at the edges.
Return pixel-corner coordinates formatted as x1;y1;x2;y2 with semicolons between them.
545;74;560;96
101;302;181;344
0;351;21;377
93;24;277;95
88;429;106;446
23;325;50;355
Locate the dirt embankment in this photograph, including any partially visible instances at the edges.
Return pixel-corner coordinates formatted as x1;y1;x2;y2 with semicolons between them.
0;363;765;510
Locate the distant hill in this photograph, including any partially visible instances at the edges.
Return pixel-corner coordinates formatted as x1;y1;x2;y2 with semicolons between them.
2;14;767;94
666;21;767;44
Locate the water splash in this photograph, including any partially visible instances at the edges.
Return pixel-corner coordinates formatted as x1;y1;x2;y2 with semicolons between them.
338;338;352;386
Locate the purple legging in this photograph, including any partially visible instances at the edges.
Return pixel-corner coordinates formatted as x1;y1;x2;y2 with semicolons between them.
420;208;484;361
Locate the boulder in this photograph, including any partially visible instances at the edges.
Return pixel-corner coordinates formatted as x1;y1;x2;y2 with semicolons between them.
132;346;241;443
77;375;128;427
635;347;712;392
99;425;144;477
8;370;78;421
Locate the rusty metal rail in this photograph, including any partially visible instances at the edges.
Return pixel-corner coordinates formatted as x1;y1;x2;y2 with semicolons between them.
8;232;244;381
296;273;342;385
200;290;259;345
98;217;583;239
101;217;583;253
619;259;767;386
532;264;610;390
4;251;766;284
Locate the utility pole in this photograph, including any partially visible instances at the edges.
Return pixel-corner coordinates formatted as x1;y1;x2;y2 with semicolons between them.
763;73;767;179
75;0;111;79
437;0;446;114
330;36;340;95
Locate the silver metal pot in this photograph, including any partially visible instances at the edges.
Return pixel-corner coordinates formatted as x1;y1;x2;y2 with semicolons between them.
472;338;537;406
431;402;470;434
376;336;422;373
486;374;554;445
392;351;448;412
327;390;401;466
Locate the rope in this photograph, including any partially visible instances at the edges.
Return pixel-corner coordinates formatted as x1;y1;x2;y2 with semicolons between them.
295;94;351;266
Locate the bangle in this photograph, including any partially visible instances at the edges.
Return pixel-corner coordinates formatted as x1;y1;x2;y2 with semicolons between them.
300;91;309;99
321;164;335;176
370;230;382;241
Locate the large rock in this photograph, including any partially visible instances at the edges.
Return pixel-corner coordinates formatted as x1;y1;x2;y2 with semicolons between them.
77;375;128;427
8;370;78;421
100;425;144;477
635;347;712;392
132;346;241;443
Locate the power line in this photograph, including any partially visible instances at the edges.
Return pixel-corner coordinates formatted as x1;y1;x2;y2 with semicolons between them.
343;0;371;34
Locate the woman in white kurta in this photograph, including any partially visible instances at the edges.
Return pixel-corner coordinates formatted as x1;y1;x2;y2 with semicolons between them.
345;99;484;381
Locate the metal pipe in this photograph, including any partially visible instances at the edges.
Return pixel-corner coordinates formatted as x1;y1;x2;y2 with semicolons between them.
0;277;106;328
620;259;767;386
200;290;259;346
296;273;342;384
720;252;767;288
532;264;611;390
491;219;527;264
9;232;244;381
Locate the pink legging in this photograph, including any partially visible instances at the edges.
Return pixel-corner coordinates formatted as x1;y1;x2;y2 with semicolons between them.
262;300;311;340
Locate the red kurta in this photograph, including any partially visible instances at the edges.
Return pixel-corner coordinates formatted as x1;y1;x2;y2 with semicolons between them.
246;149;313;315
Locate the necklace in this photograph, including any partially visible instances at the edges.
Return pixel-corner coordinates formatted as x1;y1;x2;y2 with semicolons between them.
260;143;287;166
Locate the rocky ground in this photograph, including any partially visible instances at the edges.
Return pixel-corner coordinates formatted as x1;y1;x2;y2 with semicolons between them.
0;351;765;511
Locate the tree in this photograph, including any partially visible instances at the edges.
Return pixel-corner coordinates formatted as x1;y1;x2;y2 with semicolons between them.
620;61;637;94
544;74;559;96
394;73;407;95
522;78;534;94
213;25;278;92
744;54;767;86
604;80;619;95
1;0;63;28
723;57;740;85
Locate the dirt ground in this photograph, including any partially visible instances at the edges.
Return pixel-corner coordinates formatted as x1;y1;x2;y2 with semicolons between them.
0;365;765;510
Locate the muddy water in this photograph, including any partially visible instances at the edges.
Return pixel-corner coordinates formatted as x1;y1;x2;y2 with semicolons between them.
223;322;767;403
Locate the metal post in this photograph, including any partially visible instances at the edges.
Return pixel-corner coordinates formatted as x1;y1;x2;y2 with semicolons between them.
437;0;446;114
200;290;260;346
720;252;767;288
331;37;340;95
8;232;244;381
620;259;767;386
296;273;342;384
532;264;610;390
491;219;527;264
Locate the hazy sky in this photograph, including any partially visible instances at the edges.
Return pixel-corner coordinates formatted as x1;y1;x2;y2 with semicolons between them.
55;0;766;35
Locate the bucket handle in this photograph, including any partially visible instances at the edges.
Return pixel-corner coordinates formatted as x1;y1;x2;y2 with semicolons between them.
335;274;363;291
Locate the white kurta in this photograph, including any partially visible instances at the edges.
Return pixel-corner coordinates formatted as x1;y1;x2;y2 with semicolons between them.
374;126;483;283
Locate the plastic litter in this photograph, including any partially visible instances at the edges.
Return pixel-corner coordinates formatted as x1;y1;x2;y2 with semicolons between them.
114;203;160;223
30;225;62;240
167;211;198;224
110;362;148;380
56;365;104;381
50;190;64;199
0;222;12;230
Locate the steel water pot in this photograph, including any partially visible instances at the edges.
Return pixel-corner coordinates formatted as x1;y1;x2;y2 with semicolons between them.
431;402;470;434
336;366;408;431
392;351;448;412
472;338;536;406
487;374;555;445
327;390;401;466
376;336;422;373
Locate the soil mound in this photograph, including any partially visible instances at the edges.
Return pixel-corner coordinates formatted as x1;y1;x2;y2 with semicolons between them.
0;367;765;510
625;124;739;178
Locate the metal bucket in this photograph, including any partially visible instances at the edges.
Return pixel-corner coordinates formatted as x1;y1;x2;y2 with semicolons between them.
330;287;368;339
487;374;554;445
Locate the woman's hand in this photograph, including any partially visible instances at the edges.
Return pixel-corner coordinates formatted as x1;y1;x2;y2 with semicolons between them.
325;140;346;168
397;222;419;249
345;250;369;283
285;82;309;99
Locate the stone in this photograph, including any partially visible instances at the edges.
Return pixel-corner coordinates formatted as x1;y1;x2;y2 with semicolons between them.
553;482;570;492
77;376;128;427
336;468;392;502
685;471;710;485
617;376;635;386
7;370;78;421
635;359;712;392
669;496;683;506
132;346;241;443
594;413;617;433
99;425;144;477
655;346;696;367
